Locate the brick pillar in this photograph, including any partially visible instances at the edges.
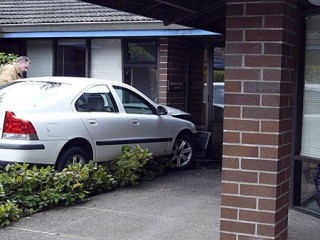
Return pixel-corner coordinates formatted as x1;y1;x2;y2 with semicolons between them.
220;1;297;240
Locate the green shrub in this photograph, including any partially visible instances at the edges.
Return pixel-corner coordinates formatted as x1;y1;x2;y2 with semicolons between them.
0;52;18;67
0;146;171;227
0;200;22;227
0;163;86;215
214;70;224;82
0;164;52;214
60;162;116;197
112;145;154;187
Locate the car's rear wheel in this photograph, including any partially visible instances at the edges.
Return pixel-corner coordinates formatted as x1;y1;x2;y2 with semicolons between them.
170;134;195;170
56;147;89;171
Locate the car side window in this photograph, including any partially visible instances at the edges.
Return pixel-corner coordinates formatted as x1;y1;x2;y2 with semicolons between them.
75;85;118;113
113;86;154;115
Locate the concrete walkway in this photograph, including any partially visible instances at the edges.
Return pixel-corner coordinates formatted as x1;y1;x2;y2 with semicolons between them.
0;163;319;239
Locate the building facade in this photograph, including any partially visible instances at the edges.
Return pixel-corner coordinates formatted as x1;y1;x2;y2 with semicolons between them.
0;0;220;129
4;0;320;239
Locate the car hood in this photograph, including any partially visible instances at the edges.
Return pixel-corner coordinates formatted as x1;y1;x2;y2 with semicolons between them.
165;106;190;116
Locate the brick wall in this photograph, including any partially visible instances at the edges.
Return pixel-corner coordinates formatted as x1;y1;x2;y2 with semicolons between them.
188;42;204;125
159;37;204;125
220;1;297;239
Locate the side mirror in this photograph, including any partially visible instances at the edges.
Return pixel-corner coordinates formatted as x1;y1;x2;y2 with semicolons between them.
156;105;167;115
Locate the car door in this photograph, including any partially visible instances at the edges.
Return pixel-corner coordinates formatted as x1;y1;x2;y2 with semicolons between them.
75;85;129;161
112;85;171;155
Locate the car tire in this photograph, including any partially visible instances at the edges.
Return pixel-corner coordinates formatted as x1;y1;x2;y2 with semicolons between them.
56;147;89;171
170;134;195;170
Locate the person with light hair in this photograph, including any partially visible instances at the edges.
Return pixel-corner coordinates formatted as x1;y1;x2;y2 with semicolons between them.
0;56;31;84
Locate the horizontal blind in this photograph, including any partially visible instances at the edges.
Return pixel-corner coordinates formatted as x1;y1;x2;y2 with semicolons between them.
301;85;320;157
91;39;122;82
26;40;53;77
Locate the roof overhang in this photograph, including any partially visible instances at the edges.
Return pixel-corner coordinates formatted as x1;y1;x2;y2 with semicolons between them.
79;0;320;34
80;0;226;34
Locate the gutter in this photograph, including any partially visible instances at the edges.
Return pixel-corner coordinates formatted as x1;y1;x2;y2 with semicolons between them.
0;21;193;32
1;29;219;39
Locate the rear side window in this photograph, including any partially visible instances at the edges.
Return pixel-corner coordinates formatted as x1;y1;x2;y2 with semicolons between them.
0;81;65;107
75;85;118;113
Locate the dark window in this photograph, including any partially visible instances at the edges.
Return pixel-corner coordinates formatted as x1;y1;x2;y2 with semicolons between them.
56;40;87;77
75;85;117;113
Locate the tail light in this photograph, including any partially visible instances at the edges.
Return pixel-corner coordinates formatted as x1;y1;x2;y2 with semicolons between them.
2;111;39;140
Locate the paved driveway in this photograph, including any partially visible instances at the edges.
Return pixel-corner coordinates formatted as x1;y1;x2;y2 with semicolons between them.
0;163;319;239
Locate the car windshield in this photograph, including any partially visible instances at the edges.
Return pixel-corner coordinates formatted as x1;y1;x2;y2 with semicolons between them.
0;81;66;107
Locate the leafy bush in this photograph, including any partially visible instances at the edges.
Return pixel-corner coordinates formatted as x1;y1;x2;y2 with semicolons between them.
214;70;224;82
110;145;172;187
112;145;154;187
0;52;18;67
0;146;171;227
0;200;21;227
63;161;116;195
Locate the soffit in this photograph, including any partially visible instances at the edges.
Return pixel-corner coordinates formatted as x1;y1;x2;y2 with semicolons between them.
80;0;320;34
80;0;226;34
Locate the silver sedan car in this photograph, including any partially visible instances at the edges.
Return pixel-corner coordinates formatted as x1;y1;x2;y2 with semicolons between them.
0;77;197;170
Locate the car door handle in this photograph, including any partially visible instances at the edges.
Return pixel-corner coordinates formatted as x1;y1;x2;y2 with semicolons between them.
132;120;139;125
88;119;97;125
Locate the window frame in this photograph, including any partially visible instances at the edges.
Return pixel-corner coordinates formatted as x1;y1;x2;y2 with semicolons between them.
293;13;320;215
123;38;158;66
75;85;118;113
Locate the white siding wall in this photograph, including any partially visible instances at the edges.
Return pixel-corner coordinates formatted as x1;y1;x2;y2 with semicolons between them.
91;39;122;82
27;40;53;77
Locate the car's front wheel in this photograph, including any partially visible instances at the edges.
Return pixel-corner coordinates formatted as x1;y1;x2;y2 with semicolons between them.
56;147;89;171
170;134;195;170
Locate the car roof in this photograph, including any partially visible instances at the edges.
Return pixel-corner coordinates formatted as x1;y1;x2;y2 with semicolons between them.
22;76;122;87
16;76;151;103
14;76;136;97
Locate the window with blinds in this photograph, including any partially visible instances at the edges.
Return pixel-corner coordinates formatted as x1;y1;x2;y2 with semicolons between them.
91;39;122;81
300;15;320;159
27;40;53;77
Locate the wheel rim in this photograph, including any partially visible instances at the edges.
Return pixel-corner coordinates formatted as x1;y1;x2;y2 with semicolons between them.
171;138;193;167
66;154;86;166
